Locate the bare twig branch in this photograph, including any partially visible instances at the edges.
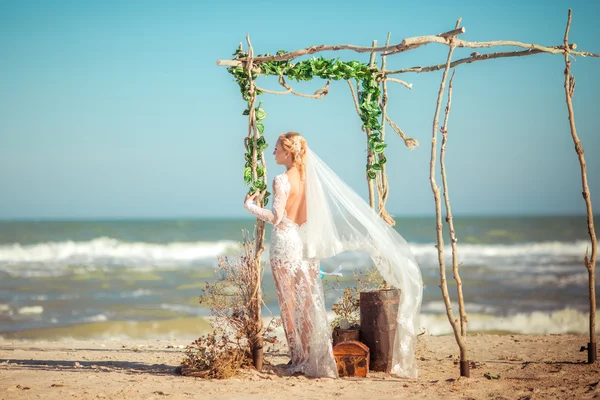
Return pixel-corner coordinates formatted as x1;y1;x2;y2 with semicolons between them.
377;32;395;228
387;78;413;89
385;115;419;149
438;27;466;39
382;49;545;75
563;8;597;364
366;40;377;210
347;80;362;116
277;76;331;98
254;85;292;95
382;27;467;56
430;19;469;377
245;34;265;372
217;27;598;68
219;28;466;65
254;77;331;98
440;69;467;339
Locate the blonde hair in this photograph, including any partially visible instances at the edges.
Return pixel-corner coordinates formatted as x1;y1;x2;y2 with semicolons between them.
279;132;307;180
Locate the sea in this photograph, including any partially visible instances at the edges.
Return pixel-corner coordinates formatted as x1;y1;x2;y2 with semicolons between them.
0;216;598;341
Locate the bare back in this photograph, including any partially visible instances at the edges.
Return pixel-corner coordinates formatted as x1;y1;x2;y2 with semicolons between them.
284;169;307;226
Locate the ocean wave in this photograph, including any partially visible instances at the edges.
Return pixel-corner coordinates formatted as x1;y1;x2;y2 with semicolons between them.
0;238;595;278
421;308;598;335
18;306;44;315
82;314;108;323
159;303;209;316
0;237;240;273
506;272;589;288
2;308;596;341
410;240;595;268
0;304;12;316
421;301;499;315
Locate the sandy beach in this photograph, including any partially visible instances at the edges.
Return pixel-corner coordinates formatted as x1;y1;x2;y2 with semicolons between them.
1;333;598;400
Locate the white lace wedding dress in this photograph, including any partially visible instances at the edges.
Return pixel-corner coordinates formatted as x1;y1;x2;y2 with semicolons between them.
245;173;339;378
246;148;423;379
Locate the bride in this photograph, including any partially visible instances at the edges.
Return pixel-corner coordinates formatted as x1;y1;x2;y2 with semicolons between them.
244;132;423;379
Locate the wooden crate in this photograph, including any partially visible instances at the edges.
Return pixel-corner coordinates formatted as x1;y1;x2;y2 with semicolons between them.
332;340;369;377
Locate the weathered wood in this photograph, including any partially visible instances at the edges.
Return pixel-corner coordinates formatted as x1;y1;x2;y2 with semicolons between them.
332;341;369;378
245;34;265;372
332;327;360;347
359;289;399;373
430;18;470;378
563;8;597;364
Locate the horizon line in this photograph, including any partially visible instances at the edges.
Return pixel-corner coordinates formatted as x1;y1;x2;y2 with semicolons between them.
0;212;595;223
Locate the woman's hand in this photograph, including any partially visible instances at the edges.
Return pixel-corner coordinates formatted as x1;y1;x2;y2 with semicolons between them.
244;192;258;204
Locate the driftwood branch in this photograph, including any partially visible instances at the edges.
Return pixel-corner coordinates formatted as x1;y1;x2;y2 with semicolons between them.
365;40;377;210
216;26;598;68
385;115;419;149
278;76;331;99
382;49;546;75
563;9;597;364
439;27;466;39
377;32;395;228
381;27;466;56
219;28;466;65
254;85;292;95
347;80;362;117
254;76;331;98
429;19;469;378
387;78;413;89
245;34;265;372
440;69;467;340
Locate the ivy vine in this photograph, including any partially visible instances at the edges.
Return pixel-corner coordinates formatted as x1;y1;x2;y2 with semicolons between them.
228;49;387;200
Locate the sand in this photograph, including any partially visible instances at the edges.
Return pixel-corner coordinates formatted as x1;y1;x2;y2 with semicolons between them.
1;334;599;400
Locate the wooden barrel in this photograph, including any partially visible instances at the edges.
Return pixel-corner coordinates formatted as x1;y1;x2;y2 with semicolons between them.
359;289;400;373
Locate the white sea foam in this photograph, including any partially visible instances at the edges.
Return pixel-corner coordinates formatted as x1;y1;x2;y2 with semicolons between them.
1;238;594;273
159;303;208;316
506;272;589;288
3;308;595;342
0;304;12;315
121;289;152;298
18;306;44;315
421;301;499;315
410;240;595;269
29;295;49;301
265;308;599;341
0;237;240;275
421;308;598;335
411;240;594;258
82;314;108;323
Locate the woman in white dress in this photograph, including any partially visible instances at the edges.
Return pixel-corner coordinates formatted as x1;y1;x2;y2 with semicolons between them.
244;132;423;379
244;132;337;378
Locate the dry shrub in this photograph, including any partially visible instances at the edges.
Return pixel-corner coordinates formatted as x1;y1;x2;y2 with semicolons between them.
180;332;251;379
180;230;280;379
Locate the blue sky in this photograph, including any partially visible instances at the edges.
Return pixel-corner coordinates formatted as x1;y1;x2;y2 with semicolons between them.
1;0;599;219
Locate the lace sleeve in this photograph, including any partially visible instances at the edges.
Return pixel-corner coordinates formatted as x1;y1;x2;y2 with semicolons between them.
244;175;288;225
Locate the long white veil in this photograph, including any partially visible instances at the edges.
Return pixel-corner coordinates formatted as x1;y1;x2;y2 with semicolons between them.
304;147;423;378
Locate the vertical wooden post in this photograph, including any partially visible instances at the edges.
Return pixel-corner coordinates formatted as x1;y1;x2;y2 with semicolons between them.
562;9;597;364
